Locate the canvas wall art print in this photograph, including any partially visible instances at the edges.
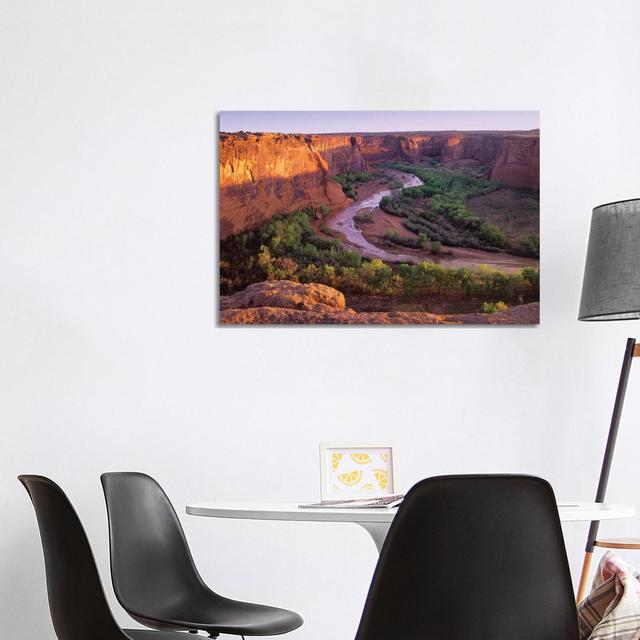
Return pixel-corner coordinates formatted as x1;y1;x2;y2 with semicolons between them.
219;111;540;325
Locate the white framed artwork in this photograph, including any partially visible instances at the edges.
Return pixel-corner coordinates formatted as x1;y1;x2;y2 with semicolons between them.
319;442;397;501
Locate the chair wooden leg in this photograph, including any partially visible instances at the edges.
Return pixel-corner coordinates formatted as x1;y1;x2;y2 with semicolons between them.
576;550;593;603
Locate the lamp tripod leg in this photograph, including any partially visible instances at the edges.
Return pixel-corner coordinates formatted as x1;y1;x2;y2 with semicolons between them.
576;550;594;603
576;337;636;603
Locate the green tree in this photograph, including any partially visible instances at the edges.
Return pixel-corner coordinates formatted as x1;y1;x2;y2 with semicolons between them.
456;267;474;296
518;234;540;258
384;229;399;243
416;262;446;293
521;266;540;289
302;243;320;260
478;223;508;249
361;259;393;293
341;251;363;269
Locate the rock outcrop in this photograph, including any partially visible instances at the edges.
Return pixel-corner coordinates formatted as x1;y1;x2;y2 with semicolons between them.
220;280;346;313
220;280;540;325
219;130;539;238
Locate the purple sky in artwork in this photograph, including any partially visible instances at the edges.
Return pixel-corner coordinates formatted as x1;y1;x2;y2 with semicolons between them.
219;111;540;134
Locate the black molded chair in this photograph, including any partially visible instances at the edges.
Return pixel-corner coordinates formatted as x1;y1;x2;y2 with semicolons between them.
101;472;303;638
355;475;580;640
19;474;185;640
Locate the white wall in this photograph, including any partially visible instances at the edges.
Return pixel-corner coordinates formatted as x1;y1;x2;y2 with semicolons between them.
2;1;640;638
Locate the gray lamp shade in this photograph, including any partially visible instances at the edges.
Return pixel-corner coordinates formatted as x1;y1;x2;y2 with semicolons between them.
579;198;640;321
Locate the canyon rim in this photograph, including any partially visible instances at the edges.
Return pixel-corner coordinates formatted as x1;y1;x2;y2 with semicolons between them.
219;111;540;325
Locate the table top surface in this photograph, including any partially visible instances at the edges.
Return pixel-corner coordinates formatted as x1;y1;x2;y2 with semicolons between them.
186;501;636;524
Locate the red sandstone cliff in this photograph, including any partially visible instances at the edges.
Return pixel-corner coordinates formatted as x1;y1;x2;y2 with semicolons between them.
219;132;367;238
219;130;539;238
353;131;539;190
489;135;539;191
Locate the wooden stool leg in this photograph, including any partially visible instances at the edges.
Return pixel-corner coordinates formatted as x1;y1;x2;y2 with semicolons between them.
576;550;593;603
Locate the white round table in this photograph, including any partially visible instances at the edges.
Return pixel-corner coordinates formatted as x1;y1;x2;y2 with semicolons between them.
186;501;636;553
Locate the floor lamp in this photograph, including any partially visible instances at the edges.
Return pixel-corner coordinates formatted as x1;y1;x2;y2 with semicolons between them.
576;197;640;603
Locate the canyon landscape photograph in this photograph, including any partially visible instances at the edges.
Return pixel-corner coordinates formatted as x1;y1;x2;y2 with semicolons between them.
219;111;540;325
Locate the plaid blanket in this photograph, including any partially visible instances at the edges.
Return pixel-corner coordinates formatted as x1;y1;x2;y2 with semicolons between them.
578;551;640;640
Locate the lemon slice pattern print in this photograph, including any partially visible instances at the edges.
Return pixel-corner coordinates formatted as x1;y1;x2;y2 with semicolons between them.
338;470;363;486
327;449;392;496
373;469;388;491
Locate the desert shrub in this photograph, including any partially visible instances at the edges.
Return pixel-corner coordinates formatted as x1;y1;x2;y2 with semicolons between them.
388;234;418;249
419;208;435;221
316;264;337;287
271;257;298;280
257;246;300;281
341;251;363;269
481;301;508;313
302;242;320;260
384;229;399;242
354;209;374;224
417;232;430;249
513;233;540;258
336;267;365;292
478;223;508;249
381;227;419;249
521;266;540;289
430;240;442;254
299;263;320;283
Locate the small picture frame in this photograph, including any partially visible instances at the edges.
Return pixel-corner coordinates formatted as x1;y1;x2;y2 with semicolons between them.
319;442;397;501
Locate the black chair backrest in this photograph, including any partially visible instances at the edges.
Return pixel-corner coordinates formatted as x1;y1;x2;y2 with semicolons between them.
19;475;128;640
355;475;579;640
101;472;208;618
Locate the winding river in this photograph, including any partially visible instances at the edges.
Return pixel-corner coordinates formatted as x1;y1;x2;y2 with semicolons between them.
326;171;538;273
